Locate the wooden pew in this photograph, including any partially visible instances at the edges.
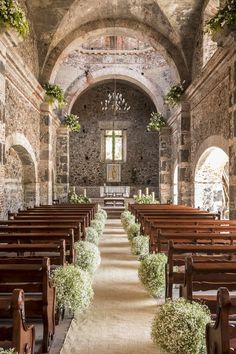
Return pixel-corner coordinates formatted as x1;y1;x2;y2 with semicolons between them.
153;224;236;253
0;289;35;354
166;241;236;299
0;257;55;353
180;257;236;314
0;232;75;263
0;240;66;266
0;220;81;241
206;287;236;354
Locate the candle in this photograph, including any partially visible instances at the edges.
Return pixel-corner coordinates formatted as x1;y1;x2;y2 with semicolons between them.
152;192;155;202
83;189;87;197
145;187;149;196
138;189;142;198
72;187;75;193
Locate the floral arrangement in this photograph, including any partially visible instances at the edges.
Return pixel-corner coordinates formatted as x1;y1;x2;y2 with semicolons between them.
138;253;167;297
134;195;159;204
52;265;93;312
206;0;236;34
0;0;29;37
68;191;91;204
75;241;101;274
0;349;18;354
44;83;66;108
165;81;185;107
131;235;149;259
94;212;106;224
91;219;104;237
85;227;100;245
127;222;141;241
64;114;81;132
97;205;107;220
151;298;211;354
147;112;166;132
121;210;135;230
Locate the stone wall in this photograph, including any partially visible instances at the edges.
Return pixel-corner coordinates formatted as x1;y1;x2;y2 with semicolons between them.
70;80;159;197
4;148;24;213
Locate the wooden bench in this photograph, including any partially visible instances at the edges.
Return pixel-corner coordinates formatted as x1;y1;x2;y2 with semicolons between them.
180;257;236;314
0;232;75;264
0;240;66;266
206;287;236;354
0;289;35;354
0;257;56;353
166;241;236;298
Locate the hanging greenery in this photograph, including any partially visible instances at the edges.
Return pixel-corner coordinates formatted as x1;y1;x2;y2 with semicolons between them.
206;0;236;34
147;112;166;132
0;0;29;37
64;114;81;132
44;83;66;108
165;81;185;107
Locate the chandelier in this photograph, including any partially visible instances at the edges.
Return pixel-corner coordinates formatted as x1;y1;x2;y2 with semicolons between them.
101;91;131;112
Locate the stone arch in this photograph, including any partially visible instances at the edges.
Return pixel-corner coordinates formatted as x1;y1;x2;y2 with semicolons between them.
41;19;188;84
194;140;229;218
65;70;166;115
5;133;39;211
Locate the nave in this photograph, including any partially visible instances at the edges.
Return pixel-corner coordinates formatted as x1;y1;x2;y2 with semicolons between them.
61;219;158;354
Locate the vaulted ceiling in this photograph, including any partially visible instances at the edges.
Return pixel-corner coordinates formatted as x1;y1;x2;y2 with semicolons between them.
27;0;207;81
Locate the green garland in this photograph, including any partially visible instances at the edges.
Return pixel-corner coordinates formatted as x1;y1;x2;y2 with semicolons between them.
44;83;66;108
147;112;166;132
206;0;236;34
134;194;159;204
64;114;81;132
0;0;29;37
165;81;185;107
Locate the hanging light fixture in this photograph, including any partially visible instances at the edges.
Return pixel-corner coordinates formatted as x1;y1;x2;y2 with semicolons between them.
100;25;131;114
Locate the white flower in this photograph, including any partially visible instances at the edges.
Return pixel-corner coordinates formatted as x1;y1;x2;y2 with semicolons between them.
75;241;101;274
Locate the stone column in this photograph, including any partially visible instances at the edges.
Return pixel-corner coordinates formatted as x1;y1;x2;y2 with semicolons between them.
56;127;70;202
0;30;22;217
177;102;192;206
159;127;172;203
39;102;60;205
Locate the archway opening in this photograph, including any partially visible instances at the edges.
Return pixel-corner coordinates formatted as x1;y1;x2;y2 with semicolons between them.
5;145;37;214
194;147;229;218
203;0;219;67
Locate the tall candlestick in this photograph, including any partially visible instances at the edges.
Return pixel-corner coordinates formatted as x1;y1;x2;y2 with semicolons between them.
83;189;87;197
145;187;149;196
138;189;142;198
152;192;155;202
72;186;75;193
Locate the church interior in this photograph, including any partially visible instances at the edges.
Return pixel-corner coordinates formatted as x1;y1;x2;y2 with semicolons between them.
0;0;236;353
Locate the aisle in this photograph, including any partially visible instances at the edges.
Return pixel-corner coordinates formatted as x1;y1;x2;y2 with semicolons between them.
60;219;159;354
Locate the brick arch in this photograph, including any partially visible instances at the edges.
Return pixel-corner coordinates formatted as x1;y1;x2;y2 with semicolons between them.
5;133;39;207
41;19;189;85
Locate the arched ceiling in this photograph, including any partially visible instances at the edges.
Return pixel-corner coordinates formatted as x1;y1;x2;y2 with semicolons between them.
28;0;205;80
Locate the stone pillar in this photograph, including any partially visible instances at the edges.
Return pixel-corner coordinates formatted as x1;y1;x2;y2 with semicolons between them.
177;102;192;206
159;127;172;203
0;30;22;217
56;127;70;202
39;102;60;205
